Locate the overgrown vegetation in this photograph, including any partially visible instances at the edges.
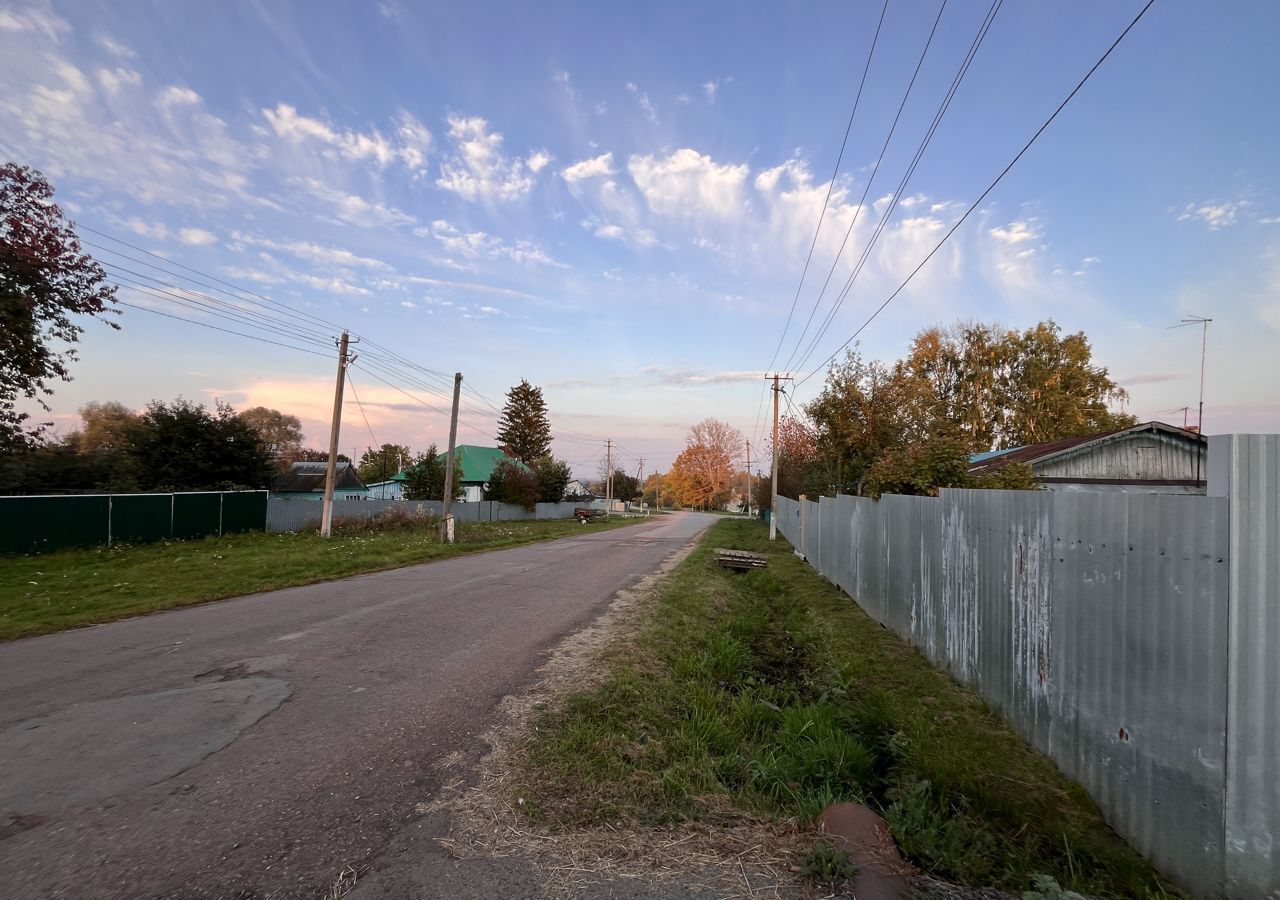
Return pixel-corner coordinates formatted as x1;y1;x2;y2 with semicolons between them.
514;520;1175;897
0;514;638;640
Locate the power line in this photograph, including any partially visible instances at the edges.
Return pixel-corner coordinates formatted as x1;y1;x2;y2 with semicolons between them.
114;301;332;358
753;0;890;456
781;0;951;373
767;0;891;372
346;371;380;451
78;225;348;334
796;0;1158;387
791;0;1003;373
107;270;335;350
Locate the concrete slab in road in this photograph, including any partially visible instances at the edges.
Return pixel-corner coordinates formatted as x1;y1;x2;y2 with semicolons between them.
0;512;715;900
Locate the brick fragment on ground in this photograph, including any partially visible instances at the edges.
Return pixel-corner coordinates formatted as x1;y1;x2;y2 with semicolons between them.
817;802;916;900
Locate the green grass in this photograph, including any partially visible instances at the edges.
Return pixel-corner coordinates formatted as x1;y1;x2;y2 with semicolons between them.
0;516;639;641
513;519;1178;898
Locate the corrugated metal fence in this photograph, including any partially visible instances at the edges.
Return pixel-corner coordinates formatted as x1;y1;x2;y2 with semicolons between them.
775;434;1279;899
0;491;268;553
265;498;590;533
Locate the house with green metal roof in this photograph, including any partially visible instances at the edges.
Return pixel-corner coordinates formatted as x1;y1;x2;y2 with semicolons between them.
454;445;528;501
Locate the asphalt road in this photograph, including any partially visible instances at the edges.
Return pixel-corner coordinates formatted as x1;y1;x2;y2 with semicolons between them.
0;512;716;900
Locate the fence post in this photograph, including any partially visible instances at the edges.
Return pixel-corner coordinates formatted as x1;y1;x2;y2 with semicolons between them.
797;494;807;557
1210;434;1280;897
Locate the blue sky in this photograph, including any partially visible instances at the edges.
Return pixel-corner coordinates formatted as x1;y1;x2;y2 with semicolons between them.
2;0;1278;475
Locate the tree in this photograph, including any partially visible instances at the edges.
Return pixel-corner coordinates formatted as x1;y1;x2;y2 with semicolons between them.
608;467;640;502
495;379;552;463
401;445;463;501
669;447;717;509
864;434;1039;498
293;448;350;463
863;435;976;499
486;457;541;510
999;321;1134;445
901;320;1134;450
530;454;572;503
1;164;119;450
770;414;826;499
805;348;917;495
642;472;666;508
237;407;304;461
0;433;132;494
126;398;273;491
357;443;411;484
671;418;744;509
74;401;140;453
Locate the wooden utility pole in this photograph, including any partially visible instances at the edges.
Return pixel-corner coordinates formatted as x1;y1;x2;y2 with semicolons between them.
321;331;353;539
767;374;792;540
605;439;613;514
745;440;751;517
440;372;462;543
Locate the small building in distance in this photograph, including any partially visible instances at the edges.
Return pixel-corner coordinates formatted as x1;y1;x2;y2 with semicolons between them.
967;421;1208;494
366;471;407;500
563;479;597;502
271;461;369;501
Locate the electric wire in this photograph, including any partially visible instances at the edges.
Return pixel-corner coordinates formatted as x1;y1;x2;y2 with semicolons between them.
791;0;1003;374
114;301;333;358
795;0;1158;388
781;0;950;373
751;0;891;454
346;371;381;452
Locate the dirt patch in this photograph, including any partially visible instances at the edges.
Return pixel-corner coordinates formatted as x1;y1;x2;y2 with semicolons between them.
429;539;826;899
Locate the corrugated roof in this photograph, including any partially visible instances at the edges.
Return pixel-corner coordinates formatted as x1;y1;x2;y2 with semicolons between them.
967;421;1202;475
454;445;528;483
272;461;367;493
969;446;1024;464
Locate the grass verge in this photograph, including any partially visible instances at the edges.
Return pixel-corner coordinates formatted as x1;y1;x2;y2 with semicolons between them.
512;519;1177;898
0;515;639;641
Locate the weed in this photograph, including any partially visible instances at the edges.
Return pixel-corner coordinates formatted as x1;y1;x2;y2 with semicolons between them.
516;519;1179;897
801;840;858;887
1022;874;1088;900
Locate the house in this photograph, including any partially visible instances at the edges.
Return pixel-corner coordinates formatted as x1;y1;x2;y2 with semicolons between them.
563;479;597;502
453;445;528;502
366;471;407;500
272;461;369;500
967;421;1208;494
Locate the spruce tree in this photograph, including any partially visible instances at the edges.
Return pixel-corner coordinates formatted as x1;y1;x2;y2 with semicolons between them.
495;379;552;463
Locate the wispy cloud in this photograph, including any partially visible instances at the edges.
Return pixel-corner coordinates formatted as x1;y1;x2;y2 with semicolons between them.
230;231;393;269
291;178;416;228
1177;199;1247;230
625;81;658;124
436;114;546;202
261;103;432;171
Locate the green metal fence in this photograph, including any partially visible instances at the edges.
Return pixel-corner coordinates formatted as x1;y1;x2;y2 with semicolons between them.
0;491;268;553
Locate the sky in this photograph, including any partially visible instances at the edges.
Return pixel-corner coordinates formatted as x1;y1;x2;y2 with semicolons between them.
3;0;1279;476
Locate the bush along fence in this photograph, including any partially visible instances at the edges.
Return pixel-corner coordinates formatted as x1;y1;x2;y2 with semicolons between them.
265;498;590;533
775;434;1279;900
0;490;269;553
